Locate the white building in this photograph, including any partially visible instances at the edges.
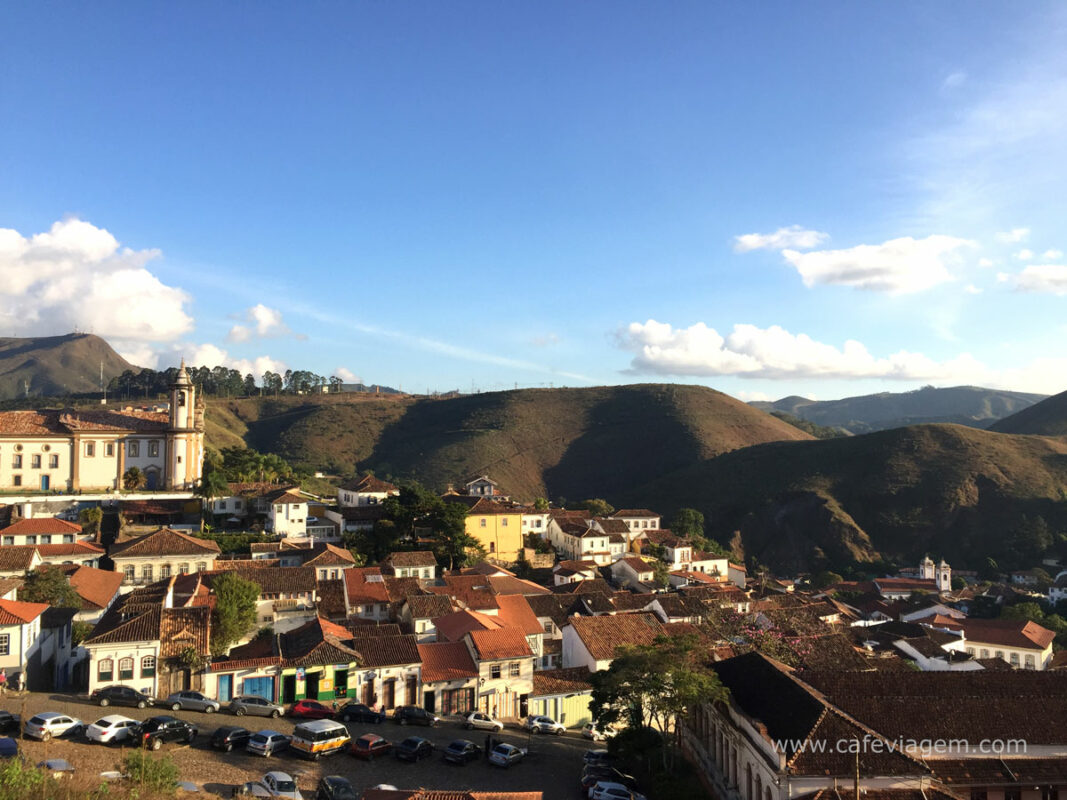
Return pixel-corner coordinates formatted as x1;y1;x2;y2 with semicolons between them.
337;474;399;509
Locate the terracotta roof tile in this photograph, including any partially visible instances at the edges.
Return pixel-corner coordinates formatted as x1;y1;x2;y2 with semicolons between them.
568;613;664;661
384;550;437;568
0;598;49;625
37;541;104;557
418;640;479;683
495;595;543;635
349;632;421;667
344;567;390;605
609;509;659;518
404;593;453;619
468;627;532;660
0;546;40;572
110;528;220;558
958;618;1056;650
67;565;124;610
532;667;593;696
2;517;82;535
434;609;502;642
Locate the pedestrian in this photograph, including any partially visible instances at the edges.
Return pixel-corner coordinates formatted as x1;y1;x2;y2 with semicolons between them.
0;669;7;696
14;672;23;693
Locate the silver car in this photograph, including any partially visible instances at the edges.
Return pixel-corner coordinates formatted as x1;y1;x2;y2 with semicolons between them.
247;730;291;757
464;711;504;732
23;713;84;741
166;691;221;713
230;695;284;718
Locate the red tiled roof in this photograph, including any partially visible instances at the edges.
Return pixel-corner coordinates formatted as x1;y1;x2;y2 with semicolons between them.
342;474;399;493
0;408;169;435
468;627;532;660
532;667;593;696
874;578;939;592
2;517;82;535
268;491;306;506
569;613;664;661
959;618;1056;651
0;598;49;625
349;632;421;667
67;565;124;610
0;546;40;573
418;641;479;683
110;528;220;558
609;509;659;518
384;550;437;568
495;595;543;635
615;556;655;573
344;567;390;605
433;609;502;642
37;541;104;557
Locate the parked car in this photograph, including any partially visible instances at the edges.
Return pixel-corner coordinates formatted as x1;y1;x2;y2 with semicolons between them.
488;742;527;768
442;739;481;764
463;711;503;732
580;767;640;795
86;715;141;744
393;736;434;762
235;783;273;799
138;716;198;750
349;733;392;761
23;713;84;741
230;695;284;718
315;776;356;800
165;691;221;713
392;706;439;727
90;685;153;709
589;782;647;800
0;711;20;734
247;730;292;757
0;738;18;759
262;772;302;800
289;700;335;720
583;749;617;767
210;726;252;752
336;703;384;724
582;722;617;741
290;719;350;760
524;715;565;735
37;759;76;777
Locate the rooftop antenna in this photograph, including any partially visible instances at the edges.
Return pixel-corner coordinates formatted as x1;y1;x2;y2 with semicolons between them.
100;361;107;405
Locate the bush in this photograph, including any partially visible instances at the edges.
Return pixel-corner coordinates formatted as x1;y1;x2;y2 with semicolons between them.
122;751;180;794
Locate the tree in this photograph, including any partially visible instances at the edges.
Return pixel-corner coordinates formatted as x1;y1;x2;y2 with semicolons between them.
20;566;82;608
210;571;261;656
79;506;103;539
533;496;550;511
123;466;146;491
651;560;671;589
429;501;480;569
71;620;94;647
811;570;844;591
671;508;705;540
577;498;615;517
122;751;180;794
243;373;257;396
589;634;727;771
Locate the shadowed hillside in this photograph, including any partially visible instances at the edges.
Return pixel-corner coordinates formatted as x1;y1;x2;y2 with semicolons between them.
0;334;135;400
627;423;1067;573
206;384;812;500
990;388;1067;436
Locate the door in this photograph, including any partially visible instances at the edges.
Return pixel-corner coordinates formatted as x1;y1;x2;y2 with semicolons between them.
382;679;395;710
334;670;348;699
218;675;233;703
245;676;276;702
405;676;418;706
146;471;158;490
181;669;192;691
305;671;320;700
362;677;374;706
281;674;297;704
40;475;50;491
423;690;435;713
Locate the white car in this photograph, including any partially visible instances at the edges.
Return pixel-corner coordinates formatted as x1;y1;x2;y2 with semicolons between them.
86;715;141;744
590;782;647;800
488;742;527;768
464;711;503;731
23;713;84;741
263;772;302;800
582;722;618;741
524;714;566;735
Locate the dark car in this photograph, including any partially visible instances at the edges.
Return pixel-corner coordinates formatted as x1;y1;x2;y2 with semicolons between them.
336;703;384;724
315;776;356;800
138;716;198;751
442;739;480;765
392;706;439;727
210;726;252;752
0;711;20;734
580;766;639;794
394;736;434;762
0;737;17;759
583;749;617;767
349;733;392;761
90;685;154;709
289;700;334;720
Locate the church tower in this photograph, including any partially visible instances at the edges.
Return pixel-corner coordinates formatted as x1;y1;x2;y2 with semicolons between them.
937;559;952;593
166;361;204;489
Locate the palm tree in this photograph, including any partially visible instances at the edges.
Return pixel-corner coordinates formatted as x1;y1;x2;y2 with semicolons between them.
122;467;146;491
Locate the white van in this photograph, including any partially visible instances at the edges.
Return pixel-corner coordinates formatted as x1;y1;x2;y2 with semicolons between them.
290;719;351;760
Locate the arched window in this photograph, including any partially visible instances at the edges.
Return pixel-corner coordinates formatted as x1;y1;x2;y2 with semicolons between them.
118;657;134;680
756;773;763;800
179;564;190;575
196;562;207;572
124;565;135;582
98;658;114;682
746;764;753;800
141;564;153;582
766;787;774;800
160;564;172;580
141;656;156;678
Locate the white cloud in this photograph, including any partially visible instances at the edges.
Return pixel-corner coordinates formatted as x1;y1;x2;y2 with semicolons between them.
334;367;361;383
0;218;192;341
942;71;968;90
733;390;771;403
530;333;560;347
964;284;983;295
1009;264;1067;295
1042;248;1063;260
996;228;1031;243
733;225;829;253
617;319;1067;393
978;257;994;268
1014;248;1034;261
126;341;287;378
780;235;973;294
228;304;294;342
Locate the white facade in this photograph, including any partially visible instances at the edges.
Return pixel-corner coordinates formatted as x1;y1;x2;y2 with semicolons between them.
269;498;308;537
87;640;161;695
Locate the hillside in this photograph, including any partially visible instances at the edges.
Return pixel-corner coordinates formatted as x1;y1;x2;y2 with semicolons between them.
627;424;1067;574
990;388;1067;436
0;334;135;400
751;385;1048;434
206;384;813;500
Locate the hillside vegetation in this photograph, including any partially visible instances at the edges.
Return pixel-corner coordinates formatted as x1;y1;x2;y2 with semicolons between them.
0;333;134;400
205;384;812;500
990;388;1067;436
627;423;1067;573
752;385;1049;434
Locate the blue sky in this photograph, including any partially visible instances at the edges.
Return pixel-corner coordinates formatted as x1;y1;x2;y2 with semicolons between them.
3;2;1066;399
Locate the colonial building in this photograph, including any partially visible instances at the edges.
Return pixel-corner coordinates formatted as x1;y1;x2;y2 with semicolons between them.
442;495;523;563
0;363;205;492
110;527;221;586
337;474;399;509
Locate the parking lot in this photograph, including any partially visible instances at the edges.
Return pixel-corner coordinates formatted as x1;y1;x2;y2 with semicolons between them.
3;693;601;798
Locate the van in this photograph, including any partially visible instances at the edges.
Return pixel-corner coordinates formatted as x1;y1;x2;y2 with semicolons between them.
290;719;351;760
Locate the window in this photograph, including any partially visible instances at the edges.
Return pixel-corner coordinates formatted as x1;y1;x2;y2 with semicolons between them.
63;534;74;543
197;562;207;572
41;535;52;544
179;564;189;575
141;656;156;678
105;442;114;457
160;565;172;579
509;661;520;677
1010;652;1020;666
980;649;989;658
490;664;501;679
0;634;10;656
12;475;20;487
142;564;153;582
49;454;58;468
85;442;95;457
119;657;134;680
31;454;41;469
124;565;135;581
98;658;114;682
26;535;36;545
501;517;508;527
543;620;553;634
1025;654;1036;670
148;441;159;457
12;455;21;468
1;537;11;546
480;518;487;527
489;542;495;553
128;441;140;457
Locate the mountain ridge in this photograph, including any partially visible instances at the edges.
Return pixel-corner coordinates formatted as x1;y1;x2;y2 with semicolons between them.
0;334;135;400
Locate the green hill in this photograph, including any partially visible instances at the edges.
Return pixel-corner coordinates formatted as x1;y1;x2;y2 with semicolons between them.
206;384;813;501
0;333;135;400
989;388;1067;436
751;385;1049;434
626;423;1067;574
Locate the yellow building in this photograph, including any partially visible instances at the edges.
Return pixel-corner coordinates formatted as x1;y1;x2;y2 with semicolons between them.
443;495;524;563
